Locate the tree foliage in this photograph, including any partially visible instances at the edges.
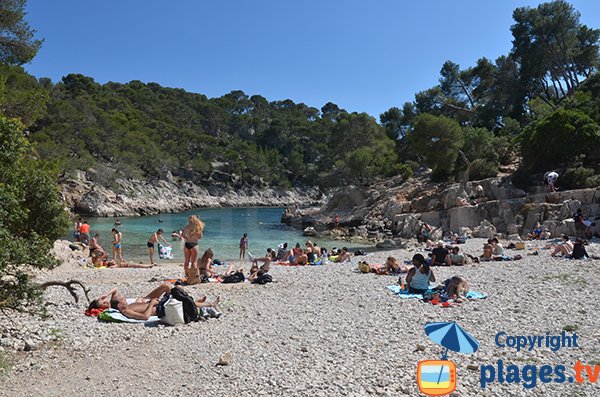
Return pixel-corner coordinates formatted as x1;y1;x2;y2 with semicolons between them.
0;0;42;65
0;115;69;312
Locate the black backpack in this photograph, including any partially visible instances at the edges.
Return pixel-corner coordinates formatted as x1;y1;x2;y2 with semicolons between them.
169;287;198;323
222;272;245;284
253;273;273;285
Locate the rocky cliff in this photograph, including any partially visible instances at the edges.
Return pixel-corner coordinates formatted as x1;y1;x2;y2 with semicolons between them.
61;171;324;217
282;175;600;242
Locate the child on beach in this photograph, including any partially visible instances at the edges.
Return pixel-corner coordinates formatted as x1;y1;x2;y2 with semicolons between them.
239;233;248;260
147;228;171;266
198;249;215;281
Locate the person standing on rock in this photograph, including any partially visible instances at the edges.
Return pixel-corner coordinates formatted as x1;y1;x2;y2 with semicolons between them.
334;214;340;230
573;209;585;239
111;228;124;264
148;228;171;266
73;217;82;242
239;233;248;260
544;171;559;192
80;221;91;245
182;215;204;279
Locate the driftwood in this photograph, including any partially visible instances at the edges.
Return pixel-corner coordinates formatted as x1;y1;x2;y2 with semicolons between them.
39;280;91;304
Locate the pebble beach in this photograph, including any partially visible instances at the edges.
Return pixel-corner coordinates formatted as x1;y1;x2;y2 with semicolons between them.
1;238;599;397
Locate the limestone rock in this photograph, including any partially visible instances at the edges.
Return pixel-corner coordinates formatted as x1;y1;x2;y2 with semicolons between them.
473;220;497;239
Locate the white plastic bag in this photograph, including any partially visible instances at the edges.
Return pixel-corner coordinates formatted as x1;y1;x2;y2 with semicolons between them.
161;297;184;326
159;245;173;260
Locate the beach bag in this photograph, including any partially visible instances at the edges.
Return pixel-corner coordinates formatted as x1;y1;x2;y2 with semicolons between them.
515;242;525;250
161;297;185;326
358;262;371;273
170;287;199;323
187;266;201;285
158;245;173;260
253;273;273;285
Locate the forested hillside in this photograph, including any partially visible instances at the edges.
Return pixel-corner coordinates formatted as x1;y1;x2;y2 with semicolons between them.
2;0;600;196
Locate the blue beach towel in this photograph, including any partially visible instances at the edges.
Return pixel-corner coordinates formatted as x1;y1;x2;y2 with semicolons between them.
386;285;487;300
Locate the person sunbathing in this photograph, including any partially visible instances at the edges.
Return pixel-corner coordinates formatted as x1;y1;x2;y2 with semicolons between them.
383;257;408;274
551;234;574;257
249;262;272;284
106;259;153;269
333;247;351;262
88;283;220;320
570;238;589;260
291;250;308;265
489;238;505;256
438;276;470;301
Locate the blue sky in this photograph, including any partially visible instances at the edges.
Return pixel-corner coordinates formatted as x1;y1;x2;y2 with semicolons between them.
24;0;600;118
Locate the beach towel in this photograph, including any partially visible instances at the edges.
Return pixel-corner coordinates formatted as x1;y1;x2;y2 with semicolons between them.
158;245;173;260
98;308;160;323
386;285;487;300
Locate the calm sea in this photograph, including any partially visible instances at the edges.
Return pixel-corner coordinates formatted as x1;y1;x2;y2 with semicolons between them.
76;207;367;262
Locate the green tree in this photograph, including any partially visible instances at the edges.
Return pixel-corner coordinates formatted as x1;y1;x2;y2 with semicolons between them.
520;108;600;170
511;0;600;103
0;115;69;312
0;0;43;64
408;113;464;180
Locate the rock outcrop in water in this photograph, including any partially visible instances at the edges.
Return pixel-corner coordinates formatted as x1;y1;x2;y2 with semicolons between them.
282;174;600;241
61;171;324;217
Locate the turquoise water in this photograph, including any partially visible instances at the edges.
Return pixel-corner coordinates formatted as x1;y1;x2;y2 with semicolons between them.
77;207;367;262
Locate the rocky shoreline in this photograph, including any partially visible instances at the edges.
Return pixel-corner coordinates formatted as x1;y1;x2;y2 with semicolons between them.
283;175;600;244
60;171;324;217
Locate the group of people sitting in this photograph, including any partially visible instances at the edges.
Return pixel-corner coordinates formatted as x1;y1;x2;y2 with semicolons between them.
402;254;470;301
264;241;352;266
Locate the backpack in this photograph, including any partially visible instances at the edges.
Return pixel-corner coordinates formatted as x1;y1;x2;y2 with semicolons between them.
169;287;198;323
222;272;245;284
253;273;273;285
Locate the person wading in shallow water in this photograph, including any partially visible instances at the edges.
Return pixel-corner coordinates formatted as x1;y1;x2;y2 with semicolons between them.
239;233;248;260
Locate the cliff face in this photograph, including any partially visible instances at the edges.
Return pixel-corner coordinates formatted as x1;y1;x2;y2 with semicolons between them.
61;172;324;217
282;175;600;241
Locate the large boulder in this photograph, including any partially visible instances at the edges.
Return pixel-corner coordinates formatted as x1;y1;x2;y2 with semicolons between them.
472;220;497;239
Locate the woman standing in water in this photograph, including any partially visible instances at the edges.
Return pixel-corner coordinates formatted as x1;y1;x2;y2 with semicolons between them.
111;228;124;264
182;215;204;280
239;233;248;260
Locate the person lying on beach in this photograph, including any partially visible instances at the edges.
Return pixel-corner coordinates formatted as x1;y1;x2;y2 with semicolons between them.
220;262;246;284
436;276;470;301
448;246;465;266
88;284;220;320
431;241;451;266
551;234;574;257
403;254;435;294
333;247;352;263
147;228;171;266
249;262;272;284
106;259;154;269
385;256;408;274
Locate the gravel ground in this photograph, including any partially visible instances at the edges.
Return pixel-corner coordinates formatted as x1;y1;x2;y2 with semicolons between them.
0;238;599;396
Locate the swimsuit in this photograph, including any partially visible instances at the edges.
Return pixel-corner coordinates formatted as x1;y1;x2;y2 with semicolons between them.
185;242;198;250
115;243;121;249
147;242;155;248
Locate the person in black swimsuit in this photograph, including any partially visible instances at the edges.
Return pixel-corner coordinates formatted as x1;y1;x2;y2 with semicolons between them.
147;228;171;266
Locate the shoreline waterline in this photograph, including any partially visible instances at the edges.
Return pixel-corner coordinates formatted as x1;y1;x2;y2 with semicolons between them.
73;206;371;262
